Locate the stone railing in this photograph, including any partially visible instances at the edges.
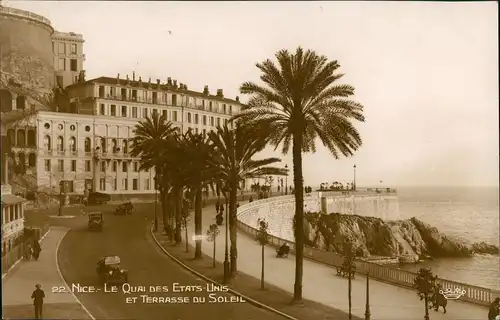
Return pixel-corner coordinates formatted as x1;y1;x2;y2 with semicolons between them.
237;196;498;307
0;6;52;27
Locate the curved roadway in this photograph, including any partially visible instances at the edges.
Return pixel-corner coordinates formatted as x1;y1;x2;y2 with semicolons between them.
57;204;286;320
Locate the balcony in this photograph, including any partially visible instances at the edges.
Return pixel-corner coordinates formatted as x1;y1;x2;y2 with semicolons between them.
96;151;134;160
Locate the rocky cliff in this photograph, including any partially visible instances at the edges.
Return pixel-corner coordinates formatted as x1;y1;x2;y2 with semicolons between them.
303;212;499;260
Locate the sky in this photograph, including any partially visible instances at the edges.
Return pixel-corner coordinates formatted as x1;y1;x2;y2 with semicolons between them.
4;1;499;188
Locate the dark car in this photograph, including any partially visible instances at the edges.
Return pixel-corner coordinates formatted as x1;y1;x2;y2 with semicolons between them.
87;192;111;205
96;256;128;285
88;212;103;231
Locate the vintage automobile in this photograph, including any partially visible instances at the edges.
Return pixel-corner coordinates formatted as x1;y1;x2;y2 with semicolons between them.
96;256;128;285
115;202;134;215
88;212;103;231
87;192;111;205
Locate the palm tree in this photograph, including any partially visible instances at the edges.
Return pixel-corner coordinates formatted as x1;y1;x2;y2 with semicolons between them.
207;124;287;276
233;47;365;300
130;112;179;231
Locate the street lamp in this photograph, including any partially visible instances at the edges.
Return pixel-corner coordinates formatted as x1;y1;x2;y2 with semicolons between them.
223;189;230;283
365;272;371;320
353;164;356;191
285;164;288;195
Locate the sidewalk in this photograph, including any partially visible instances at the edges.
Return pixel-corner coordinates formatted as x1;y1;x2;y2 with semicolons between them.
2;227;93;320
183;204;488;320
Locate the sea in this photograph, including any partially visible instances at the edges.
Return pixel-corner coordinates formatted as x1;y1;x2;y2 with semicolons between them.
393;186;500;291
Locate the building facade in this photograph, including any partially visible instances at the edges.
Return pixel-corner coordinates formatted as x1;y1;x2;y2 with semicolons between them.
52;31;85;88
5;75;242;196
1;184;26;254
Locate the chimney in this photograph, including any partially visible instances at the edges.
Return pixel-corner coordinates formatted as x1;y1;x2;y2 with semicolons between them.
148;77;151;84
203;85;209;95
117;73;120;84
167;77;172;86
179;83;184;90
216;89;223;98
156;79;161;89
236;96;239;102
184;84;188;90
132;71;135;81
173;80;177;88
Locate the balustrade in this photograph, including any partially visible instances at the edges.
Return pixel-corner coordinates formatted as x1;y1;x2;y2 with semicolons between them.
236;194;495;306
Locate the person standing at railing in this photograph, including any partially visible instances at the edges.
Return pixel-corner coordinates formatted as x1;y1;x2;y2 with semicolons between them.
488;297;500;320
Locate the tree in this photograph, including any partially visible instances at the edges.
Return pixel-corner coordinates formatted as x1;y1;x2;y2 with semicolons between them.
130;112;178;232
413;268;438;320
233;47;365;300
206;223;220;268
207;124;287;277
342;239;357;320
181;201;190;252
256;218;270;290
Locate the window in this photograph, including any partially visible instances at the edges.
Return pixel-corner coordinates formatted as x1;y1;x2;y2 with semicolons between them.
223;104;227;113
187;113;191;123
217;118;221;126
172;111;177;121
43;135;51;150
85;126;91;132
99;86;105;98
132;90;137;101
122;179;128;190
152;92;158;104
194;114;199;124
100;178;106;191
132;107;138;118
69;137;76;151
121;105;127;117
67;181;74;193
144;178;150;190
84;138;91;152
112;179;117;191
58;160;64;172
210;117;214;126
132;179;138;190
152;109;158;117
203;115;207;125
209;101;213;111
58;42;65;54
143;108;148;118
133;162;139;172
71;160;76;172
71;43;77;54
162;110;167;119
85;160;91;172
100;137;107;153
122;140;128;154
110;105;116;116
58;58;65;71
99;104;105;115
224;119;228;126
70;59;77;72
44;160;51;172
172;94;177;106
112;161;117;172
100;161;106;172
122;162;128;172
203;129;206;136
56;136;64;151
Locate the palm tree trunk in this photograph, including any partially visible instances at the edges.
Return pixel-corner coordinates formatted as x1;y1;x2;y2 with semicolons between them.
229;179;238;277
168;191;175;241
348;272;352;319
175;188;182;244
194;187;203;259
261;245;265;290
292;135;305;301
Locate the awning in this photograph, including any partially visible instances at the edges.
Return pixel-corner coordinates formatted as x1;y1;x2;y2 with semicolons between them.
1;194;27;205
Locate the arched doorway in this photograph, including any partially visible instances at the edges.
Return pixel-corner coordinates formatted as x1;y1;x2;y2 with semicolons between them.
27;130;36;146
16;130;25;147
0;90;12;112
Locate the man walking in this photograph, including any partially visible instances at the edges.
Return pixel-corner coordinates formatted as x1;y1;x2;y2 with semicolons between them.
31;284;45;319
489;297;500;320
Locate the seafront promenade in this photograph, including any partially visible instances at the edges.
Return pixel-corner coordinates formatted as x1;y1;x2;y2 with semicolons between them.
180;195;490;320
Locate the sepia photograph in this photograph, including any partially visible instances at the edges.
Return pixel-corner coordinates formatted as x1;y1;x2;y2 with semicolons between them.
1;1;498;320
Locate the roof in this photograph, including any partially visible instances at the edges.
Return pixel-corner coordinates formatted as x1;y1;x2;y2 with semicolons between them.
103;256;121;265
67;77;242;105
1;194;27;205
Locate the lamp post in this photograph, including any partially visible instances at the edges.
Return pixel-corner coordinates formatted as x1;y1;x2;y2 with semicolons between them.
365;272;371;320
180;92;185;134
223;190;230;283
353;164;356;191
285;164;288;195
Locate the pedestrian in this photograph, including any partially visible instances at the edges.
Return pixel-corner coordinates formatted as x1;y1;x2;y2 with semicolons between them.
32;240;41;261
489;297;500;320
31;284;45;319
215;199;220;213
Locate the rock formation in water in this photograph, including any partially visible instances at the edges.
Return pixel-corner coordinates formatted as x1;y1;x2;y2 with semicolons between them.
302;212;499;260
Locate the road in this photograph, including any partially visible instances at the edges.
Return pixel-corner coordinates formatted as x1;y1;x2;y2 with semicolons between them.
57;203;287;320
